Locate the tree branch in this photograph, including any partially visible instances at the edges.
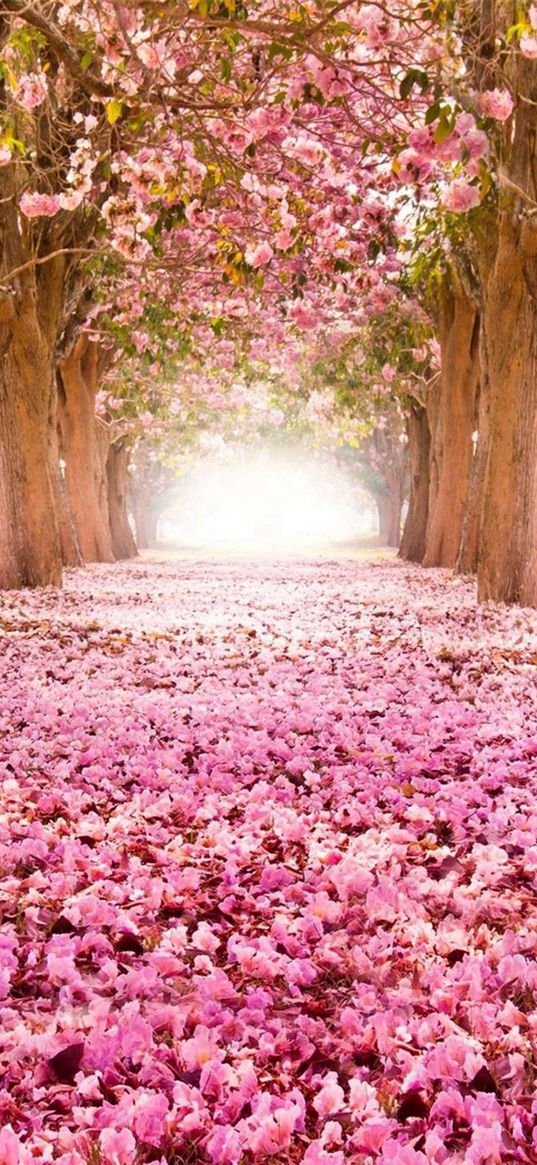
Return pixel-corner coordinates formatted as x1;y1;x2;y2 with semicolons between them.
0;0;112;98
0;246;97;288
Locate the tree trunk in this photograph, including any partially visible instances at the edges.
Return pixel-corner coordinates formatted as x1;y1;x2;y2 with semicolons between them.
476;51;537;604
131;494;159;549
376;486;403;548
399;401;431;563
0;316;63;589
456;336;490;576
478;243;537;602
51;420;82;568
422;274;480;569
59;337;114;563
107;442;137;560
0;194;77;589
95;420;111;537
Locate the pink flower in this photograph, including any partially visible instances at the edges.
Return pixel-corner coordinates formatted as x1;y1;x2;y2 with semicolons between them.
249;1105;300;1155
59;190;84;212
172;1082;208;1132
275;228;293;251
442;179;481;213
19;191;61;218
133;1090;169;1145
46;952;81;986
479;89;514;121
287;300;318;330
348;1080;380;1117
330;856;374;899
191;921;220;953
467;1123;503;1163
181;1024;221;1070
245;242;274;268
0;1126;22;1165
99;1129;137;1165
303;1143;344;1165
520;32;537;58
15;72;47;110
356;1121;393;1154
313;1073;345;1118
380;1141;428;1165
206;1126;242;1164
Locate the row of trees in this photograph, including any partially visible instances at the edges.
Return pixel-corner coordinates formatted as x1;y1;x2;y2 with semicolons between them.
291;2;537;608
0;0;414;586
0;2;537;605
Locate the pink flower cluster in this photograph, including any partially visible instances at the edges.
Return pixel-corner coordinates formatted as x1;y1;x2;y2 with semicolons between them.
1;557;537;1164
479;89;514;123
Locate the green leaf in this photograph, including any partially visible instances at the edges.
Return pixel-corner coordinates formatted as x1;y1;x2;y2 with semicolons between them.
434;114;454;143
399;69;429;100
106;98;123;124
424;101;442;124
399;72;416;100
268;41;293;61
80;51;93;70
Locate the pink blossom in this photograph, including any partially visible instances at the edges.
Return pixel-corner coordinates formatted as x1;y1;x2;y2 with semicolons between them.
0;1127;22;1165
479;88;514;121
172;1082;208;1132
313;1073;345;1118
99;1129;137;1165
132;1091;169;1144
245;242;274;268
442;179;482;213
520;32;537;58
206;1126;242;1164
19;191;61;218
191;921;220;953
380;1141;428;1165
466;1122;503;1163
180;1024;221;1069
15;72;48;110
59;190;84;212
248;1104;300;1155
303;1143;344;1165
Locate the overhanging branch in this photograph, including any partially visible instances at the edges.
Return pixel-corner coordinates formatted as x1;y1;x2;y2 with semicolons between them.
0;0;112;98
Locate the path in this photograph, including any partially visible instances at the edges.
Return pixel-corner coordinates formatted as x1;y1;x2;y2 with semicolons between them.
2;557;537;1164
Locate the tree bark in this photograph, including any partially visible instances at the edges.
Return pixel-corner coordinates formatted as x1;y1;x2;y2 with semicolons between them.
95;420;111;537
476;51;537;604
399;401;431;563
107;442;137;560
422;273;480;569
376;483;404;548
131;495;159;550
478;243;537;602
0;311;63;588
0;206;78;589
456;330;490;576
58;337;114;563
51;419;82;568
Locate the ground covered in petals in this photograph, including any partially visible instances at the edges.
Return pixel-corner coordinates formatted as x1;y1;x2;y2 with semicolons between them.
2;557;537;1165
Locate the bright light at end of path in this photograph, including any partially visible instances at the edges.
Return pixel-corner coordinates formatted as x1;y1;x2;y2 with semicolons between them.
160;450;376;552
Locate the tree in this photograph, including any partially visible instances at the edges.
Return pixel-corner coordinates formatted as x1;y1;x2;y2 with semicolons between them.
58;336;115;563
